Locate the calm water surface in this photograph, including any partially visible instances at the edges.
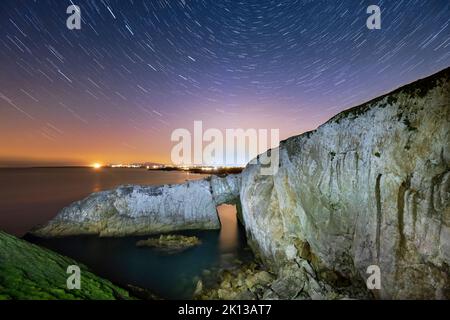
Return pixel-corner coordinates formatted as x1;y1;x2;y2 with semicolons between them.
0;168;252;299
28;206;252;299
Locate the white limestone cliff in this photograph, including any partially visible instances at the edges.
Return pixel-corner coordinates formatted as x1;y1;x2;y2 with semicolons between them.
240;67;450;299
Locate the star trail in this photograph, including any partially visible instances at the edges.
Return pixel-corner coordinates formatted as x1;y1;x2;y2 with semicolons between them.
0;0;449;166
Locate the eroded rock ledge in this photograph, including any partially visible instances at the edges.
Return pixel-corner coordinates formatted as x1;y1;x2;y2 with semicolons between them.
31;174;241;237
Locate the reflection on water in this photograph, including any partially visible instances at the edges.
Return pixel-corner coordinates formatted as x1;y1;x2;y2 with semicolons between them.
28;205;252;299
2;167;254;299
0;168;207;236
217;204;239;252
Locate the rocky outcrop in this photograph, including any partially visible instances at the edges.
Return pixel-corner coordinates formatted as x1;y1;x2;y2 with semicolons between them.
31;175;241;237
136;235;201;254
240;67;450;299
0;231;133;300
196;261;369;300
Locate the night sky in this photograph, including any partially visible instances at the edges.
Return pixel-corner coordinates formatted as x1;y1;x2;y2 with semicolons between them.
0;0;449;166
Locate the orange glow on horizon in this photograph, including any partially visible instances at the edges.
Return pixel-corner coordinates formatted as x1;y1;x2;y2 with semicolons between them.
0;115;301;167
91;163;102;169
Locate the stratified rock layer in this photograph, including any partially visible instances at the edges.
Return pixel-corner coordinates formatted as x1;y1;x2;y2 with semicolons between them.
240;67;450;299
0;231;132;300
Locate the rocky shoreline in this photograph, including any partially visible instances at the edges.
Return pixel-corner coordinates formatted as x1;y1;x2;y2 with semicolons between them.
195;260;370;300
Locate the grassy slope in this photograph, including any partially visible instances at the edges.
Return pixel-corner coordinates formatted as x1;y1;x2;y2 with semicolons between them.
0;231;133;300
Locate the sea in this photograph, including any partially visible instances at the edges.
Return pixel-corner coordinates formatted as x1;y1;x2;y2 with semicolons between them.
0;167;252;299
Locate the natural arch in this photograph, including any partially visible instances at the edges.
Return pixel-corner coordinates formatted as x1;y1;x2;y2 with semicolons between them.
216;204;239;251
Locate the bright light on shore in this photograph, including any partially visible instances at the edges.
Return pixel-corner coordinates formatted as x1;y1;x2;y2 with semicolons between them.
92;163;102;169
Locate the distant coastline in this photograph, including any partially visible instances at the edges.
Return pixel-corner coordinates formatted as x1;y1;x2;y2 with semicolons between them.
0;165;244;175
147;166;243;175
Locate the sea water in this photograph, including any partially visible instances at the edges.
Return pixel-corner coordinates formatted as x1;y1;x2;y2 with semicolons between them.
0;168;252;299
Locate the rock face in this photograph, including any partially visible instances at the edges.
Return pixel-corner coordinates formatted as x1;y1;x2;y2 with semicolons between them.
240;67;450;299
31;175;241;237
0;231;133;300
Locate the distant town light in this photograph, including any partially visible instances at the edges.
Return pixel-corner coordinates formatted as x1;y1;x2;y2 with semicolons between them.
92;163;102;169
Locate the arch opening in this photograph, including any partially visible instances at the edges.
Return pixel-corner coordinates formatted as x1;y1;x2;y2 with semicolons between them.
216;203;244;252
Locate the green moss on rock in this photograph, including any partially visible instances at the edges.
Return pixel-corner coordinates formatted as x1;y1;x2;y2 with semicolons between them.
0;231;134;300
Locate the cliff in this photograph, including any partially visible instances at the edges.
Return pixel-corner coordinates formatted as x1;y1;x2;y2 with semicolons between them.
0;231;133;299
241;67;450;299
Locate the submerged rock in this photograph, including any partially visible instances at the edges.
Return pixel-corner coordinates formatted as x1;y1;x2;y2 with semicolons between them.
0;231;133;300
126;284;161;300
136;234;201;254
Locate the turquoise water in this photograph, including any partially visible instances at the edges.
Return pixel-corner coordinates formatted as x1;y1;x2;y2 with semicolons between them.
27;205;253;299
